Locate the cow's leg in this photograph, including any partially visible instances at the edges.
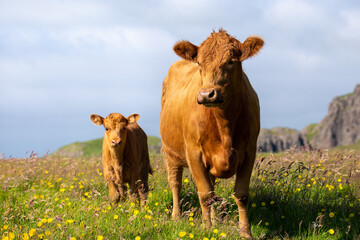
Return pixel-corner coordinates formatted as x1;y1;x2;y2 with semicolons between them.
166;158;183;220
187;151;214;228
209;174;217;224
234;150;256;239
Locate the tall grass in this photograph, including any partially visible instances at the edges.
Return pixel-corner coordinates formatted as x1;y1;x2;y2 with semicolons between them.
0;149;359;239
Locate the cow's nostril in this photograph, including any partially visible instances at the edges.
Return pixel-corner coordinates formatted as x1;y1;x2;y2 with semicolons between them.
208;90;215;99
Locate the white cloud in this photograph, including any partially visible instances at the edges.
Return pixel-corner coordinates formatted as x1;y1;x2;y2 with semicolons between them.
48;26;176;54
289;50;327;71
0;0;109;25
338;10;360;42
264;0;326;28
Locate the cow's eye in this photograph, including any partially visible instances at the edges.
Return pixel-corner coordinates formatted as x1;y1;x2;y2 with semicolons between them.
228;59;235;65
105;127;109;131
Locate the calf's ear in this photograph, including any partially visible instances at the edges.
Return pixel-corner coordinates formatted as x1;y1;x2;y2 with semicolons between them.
127;114;140;124
173;40;198;62
90;114;104;126
240;36;264;61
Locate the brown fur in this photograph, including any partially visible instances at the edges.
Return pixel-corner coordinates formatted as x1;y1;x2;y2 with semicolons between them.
160;30;263;238
90;113;152;206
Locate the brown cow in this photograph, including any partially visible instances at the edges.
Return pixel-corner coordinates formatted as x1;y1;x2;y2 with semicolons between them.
90;113;152;206
160;29;263;238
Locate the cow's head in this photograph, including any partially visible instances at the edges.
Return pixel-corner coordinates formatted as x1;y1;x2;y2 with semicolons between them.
90;113;140;148
173;29;263;107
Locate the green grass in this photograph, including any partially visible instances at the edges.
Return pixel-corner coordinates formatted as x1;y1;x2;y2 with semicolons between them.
304;123;318;143
332;139;360;151
53;136;161;157
82;138;104;156
1;149;359;239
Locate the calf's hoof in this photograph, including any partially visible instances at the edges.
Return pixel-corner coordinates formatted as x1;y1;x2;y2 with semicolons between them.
201;219;212;229
109;192;120;203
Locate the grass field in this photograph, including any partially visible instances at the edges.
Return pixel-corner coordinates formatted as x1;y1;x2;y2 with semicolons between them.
1;149;359;239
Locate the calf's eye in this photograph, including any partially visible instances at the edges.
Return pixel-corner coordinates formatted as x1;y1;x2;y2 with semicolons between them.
105;128;109;131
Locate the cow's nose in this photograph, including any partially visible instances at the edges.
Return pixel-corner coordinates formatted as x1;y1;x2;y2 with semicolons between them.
197;88;223;105
112;139;121;146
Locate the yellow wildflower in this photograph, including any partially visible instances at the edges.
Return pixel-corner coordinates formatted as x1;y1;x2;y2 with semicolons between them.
22;233;30;240
179;231;187;237
29;229;36;237
213;229;218;234
329;229;335;235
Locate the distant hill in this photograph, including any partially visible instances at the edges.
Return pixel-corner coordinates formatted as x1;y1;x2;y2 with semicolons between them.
52;136;162;157
257;127;308;152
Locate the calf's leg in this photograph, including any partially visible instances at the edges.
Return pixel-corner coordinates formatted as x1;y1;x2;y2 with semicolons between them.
104;172;120;202
137;179;149;207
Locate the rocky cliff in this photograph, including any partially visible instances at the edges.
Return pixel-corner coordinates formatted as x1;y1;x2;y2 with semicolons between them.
257;84;360;152
311;84;360;149
257;127;308;152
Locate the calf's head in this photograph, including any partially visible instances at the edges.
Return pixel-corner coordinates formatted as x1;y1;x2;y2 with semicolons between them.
173;29;263;107
90;113;140;148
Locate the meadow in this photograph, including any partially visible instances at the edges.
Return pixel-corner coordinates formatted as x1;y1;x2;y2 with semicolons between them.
1;149;359;240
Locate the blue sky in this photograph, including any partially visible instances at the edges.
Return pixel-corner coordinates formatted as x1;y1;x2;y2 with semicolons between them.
1;0;359;158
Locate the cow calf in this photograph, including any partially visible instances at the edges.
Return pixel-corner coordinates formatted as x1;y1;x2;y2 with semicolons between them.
90;113;152;206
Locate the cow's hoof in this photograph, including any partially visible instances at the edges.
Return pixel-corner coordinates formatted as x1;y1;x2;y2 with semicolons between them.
171;211;181;220
239;231;252;239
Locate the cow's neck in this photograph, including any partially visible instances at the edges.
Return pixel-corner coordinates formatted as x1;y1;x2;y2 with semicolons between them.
211;89;243;147
209;108;232;148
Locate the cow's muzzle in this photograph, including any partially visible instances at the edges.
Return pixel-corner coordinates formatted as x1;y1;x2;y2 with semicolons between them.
197;88;224;106
111;138;121;147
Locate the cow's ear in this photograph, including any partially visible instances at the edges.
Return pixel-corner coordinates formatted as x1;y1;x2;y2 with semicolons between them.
240;36;264;61
90;114;104;126
173;41;198;62
127;114;140;124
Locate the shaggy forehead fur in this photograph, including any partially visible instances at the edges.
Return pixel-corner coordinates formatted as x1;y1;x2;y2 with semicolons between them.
104;113;127;127
198;29;241;70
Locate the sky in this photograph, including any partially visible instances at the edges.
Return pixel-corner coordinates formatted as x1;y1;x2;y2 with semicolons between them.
1;0;359;158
